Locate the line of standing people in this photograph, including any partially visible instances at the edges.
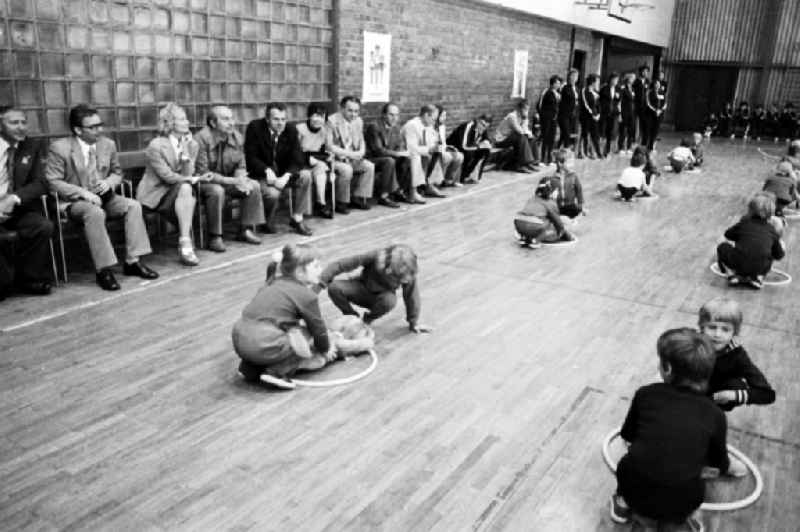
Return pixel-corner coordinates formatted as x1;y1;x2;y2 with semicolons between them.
537;65;667;166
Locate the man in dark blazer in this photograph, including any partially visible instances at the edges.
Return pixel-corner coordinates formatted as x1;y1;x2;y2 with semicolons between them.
244;102;312;236
599;72;621;157
538;75;562;164
0;106;54;298
557;69;580;150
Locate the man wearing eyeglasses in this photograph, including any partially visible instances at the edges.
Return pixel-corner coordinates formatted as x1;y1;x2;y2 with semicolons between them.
46;104;158;291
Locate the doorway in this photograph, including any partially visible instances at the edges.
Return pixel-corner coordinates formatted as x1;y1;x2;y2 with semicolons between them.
672;66;738;131
572;50;586;82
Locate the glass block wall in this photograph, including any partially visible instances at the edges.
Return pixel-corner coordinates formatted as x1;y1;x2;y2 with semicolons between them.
0;0;334;151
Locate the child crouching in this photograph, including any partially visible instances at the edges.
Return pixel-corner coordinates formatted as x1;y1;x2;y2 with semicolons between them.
668;139;696;173
232;244;335;390
762;160;798;217
717;191;786;289
514;179;576;246
610;328;731;529
549;148;586;218
617;150;654;201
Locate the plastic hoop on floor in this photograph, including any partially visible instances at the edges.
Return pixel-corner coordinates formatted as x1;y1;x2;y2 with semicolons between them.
541;236;579;246
709;262;792;285
782;209;800;220
292;349;378;388
601;428;763;512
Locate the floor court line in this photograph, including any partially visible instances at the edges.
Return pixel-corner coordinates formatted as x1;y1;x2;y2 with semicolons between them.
1;171;546;334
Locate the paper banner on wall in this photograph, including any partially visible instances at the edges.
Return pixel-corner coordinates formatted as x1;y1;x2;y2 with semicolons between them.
362;31;392;102
511;49;529;98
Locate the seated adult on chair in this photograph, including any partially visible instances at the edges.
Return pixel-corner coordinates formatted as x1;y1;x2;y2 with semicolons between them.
48;104;158;290
194;105;264;251
296;102;350;218
401;105;445;198
244;102;313;236
327;96;375;211
320;244;432;333
494;99;539;173
365;102;413;206
0;106;54;298
447;114;492;183
429;106;464;188
137;102;203;266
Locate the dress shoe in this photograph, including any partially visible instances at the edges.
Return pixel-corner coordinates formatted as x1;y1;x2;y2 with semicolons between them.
335;202;350;215
423;185;446;198
207;235;226;252
261;222;278;234
18;280;53;296
96;269;120;291
179;246;200;266
377;196;400;208
313;202;334;219
289;218;313;236
463;177;479;184
391;191;409;203
237;228;261;245
350;198;371;210
515;166;534;174
409;192;427;204
123;261;159;279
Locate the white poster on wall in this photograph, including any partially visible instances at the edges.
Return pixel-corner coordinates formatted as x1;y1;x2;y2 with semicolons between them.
511;49;528;98
362;31;391;102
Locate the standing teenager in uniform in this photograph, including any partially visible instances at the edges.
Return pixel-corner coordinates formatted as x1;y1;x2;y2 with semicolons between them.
558;69;580;150
539;75;562;165
600;72;621;158
579;74;602;159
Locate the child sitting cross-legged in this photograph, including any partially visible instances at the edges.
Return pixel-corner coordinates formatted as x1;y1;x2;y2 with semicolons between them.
617;150;654;201
549;148;586;218
609;328;733;531
717;191;786;289
668;139;697;173
514;179;576;247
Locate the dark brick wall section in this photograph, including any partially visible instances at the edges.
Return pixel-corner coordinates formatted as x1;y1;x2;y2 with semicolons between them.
336;0;603;127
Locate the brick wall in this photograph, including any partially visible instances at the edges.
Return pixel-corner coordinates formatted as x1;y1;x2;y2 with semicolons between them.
336;0;603;128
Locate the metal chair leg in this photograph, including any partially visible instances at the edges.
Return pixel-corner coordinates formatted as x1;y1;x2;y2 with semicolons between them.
41;196;59;286
329;167;336;217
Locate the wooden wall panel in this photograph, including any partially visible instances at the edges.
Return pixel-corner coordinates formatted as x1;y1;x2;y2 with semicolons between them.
772;0;800;66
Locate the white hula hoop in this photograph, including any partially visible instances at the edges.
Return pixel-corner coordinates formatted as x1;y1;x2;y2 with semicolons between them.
782;210;800;220
541;236;579;246
601;428;763;512
709;262;792;286
292;349;378;388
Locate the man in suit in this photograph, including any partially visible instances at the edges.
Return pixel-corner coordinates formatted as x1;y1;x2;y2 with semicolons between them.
244;102;312;236
633;64;651;145
47;104;157;291
327;96;375;210
558;69;580;149
447;114;492;182
401;105;445;198
618;72;636;154
599;72;621;157
0;106;54;298
194;105;263;250
364;102;410;207
538;75;562;165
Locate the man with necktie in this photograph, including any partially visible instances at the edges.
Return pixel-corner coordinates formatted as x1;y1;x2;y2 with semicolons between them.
46;104;158;291
0;106;54;299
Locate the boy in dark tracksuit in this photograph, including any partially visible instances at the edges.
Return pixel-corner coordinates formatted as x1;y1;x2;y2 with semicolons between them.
618;74;636;152
750;104;766;140
538;75;562;164
698;298;776;413
558;69;580;149
779;103;797;141
632;65;650;145
579;74;602;159
599;72;621;157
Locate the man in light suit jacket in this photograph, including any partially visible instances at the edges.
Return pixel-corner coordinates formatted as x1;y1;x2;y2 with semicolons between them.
47;104;157;290
244;102;312;236
327;96;375;210
401;105;445;198
0;106;54;298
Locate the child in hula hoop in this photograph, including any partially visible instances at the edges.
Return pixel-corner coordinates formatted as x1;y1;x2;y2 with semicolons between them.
610;328;732;529
717;191;786;289
232;243;336;390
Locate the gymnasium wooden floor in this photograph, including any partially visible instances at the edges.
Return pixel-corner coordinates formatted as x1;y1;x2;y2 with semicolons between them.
1;135;798;531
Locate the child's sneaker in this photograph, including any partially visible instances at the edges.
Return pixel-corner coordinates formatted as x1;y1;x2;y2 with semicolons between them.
727;275;741;286
260;373;297;390
609;494;632;524
686;513;705;532
746;276;764;289
725;454;749;477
